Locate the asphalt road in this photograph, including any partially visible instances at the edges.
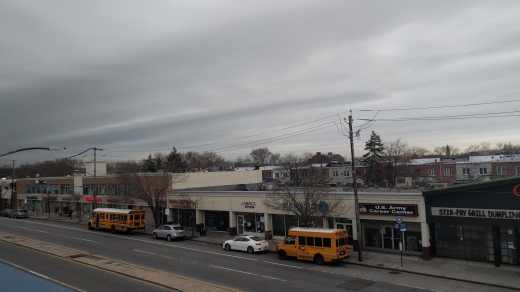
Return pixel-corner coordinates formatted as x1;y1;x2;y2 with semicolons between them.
0;240;173;292
0;217;515;292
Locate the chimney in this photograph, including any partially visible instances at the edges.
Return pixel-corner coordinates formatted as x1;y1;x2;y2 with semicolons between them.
446;145;450;157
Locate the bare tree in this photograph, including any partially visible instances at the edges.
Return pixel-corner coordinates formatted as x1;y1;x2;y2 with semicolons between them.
263;170;347;227
117;159;187;228
176;193;204;237
408;146;429;159
42;194;58;219
383;138;411;186
268;153;282;165
279;153;307;186
249;147;272;166
301;152;315;162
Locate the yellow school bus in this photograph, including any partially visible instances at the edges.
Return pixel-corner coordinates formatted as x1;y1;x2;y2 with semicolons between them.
277;227;349;265
88;208;146;234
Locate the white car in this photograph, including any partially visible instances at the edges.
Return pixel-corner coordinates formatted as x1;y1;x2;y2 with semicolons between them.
223;235;269;254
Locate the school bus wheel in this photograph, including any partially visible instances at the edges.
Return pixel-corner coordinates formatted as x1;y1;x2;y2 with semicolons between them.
314;254;324;265
110;225;116;234
278;250;287;260
88;223;93;230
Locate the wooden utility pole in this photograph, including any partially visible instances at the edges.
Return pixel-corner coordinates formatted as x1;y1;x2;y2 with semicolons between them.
348;114;363;262
11;160;15;209
92;147;102;209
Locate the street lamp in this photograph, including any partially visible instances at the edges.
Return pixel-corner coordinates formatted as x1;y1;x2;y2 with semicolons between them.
0;147;64;210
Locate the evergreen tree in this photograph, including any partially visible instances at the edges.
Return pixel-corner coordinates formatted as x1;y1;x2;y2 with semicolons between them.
165;147;188;173
142;154;156;172
362;131;385;186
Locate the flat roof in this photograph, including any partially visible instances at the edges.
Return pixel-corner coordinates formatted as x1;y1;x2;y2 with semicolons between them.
93;208;143;214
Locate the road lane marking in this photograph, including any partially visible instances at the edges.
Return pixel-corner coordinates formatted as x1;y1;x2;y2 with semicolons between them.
0;258;87;292
210;265;288;282
263;261;303;268
133;249;155;255
203;250;257;261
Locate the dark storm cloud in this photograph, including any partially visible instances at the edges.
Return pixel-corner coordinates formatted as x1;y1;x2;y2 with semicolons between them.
1;0;520;165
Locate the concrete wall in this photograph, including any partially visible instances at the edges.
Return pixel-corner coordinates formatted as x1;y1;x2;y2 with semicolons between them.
171;170;262;190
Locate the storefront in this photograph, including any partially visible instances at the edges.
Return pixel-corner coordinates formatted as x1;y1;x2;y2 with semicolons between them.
359;202;424;256
424;177;520;267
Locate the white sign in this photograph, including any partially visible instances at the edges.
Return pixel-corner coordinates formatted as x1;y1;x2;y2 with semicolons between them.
508;242;515;249
431;207;520;220
165;209;169;215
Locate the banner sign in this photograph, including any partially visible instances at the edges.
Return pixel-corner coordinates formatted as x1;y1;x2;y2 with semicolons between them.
431;207;520;220
359;203;418;216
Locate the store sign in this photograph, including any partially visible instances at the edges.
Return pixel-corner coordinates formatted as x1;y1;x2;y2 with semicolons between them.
26;196;38;199
359;203;418;216
169;199;193;208
240;201;256;209
85;197;102;202
432;207;520;220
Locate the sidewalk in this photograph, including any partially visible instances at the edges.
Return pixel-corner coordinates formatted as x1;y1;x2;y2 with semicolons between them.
25;212;520;290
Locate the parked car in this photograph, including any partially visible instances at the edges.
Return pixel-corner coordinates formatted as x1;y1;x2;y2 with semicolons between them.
223;235;269;254
0;209;11;217
9;209;28;219
152;224;186;241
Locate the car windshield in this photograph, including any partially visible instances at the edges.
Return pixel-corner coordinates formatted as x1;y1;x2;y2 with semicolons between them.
249;236;263;241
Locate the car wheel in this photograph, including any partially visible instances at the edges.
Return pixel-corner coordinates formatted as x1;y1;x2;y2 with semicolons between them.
225;244;231;251
152;233;158;239
278;250;287;260
247;246;254;254
88;223;93;230
314;254;324;265
110;225;116;234
167;235;172;242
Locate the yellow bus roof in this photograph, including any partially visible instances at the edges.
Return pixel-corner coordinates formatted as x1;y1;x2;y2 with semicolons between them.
289;227;342;234
92;208;143;214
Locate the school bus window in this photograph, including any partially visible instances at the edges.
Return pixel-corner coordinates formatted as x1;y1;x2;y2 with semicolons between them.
299;236;305;245
315;237;323;247
129;215;133;220
323;238;331;247
306;237;314;246
339;237;346;246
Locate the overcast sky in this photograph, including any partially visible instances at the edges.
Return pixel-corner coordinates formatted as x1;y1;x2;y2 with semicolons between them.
1;0;520;166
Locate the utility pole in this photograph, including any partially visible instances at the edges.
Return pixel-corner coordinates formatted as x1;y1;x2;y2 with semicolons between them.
11;160;15;209
348;113;363;262
92;147;102;210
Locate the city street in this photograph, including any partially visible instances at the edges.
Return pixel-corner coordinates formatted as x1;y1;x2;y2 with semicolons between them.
0;217;516;292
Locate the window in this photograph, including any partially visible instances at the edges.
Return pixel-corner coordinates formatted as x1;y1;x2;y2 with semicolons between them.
283;172;288;178
462;168;470;175
299;236;305;245
315;237;323;247
516;166;520;175
497;166;506;175
429;169;436;176
275;173;280;178
333;170;339;177
61;184;74;195
443;168;452;176
306;237;314;246
479;168;487;175
323;238;331;248
397;178;405;184
266;172;271;178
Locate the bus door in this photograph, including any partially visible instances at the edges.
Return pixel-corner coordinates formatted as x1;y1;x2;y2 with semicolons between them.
95;213;100;229
283;236;298;257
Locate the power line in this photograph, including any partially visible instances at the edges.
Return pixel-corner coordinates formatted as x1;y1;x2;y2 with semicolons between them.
357;99;520;112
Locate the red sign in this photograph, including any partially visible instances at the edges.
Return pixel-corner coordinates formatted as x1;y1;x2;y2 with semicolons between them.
85;197;102;202
514;184;520;197
169;199;193;208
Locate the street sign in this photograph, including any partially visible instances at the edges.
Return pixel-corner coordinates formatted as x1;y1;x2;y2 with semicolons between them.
396;216;403;224
400;223;406;229
394;224;399;229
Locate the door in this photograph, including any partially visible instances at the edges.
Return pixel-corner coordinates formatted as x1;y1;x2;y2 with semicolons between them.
237;215;244;234
382;226;401;250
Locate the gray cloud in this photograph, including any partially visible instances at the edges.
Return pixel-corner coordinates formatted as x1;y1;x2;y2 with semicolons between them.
1;0;520;166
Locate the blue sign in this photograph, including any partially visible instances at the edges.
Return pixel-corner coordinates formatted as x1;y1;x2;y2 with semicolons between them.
317;201;329;213
394;224;399;229
400;223;406;229
396;216;403;223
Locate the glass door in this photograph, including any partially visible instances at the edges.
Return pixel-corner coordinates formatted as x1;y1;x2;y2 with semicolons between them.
237;215;244;234
382;226;401;250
